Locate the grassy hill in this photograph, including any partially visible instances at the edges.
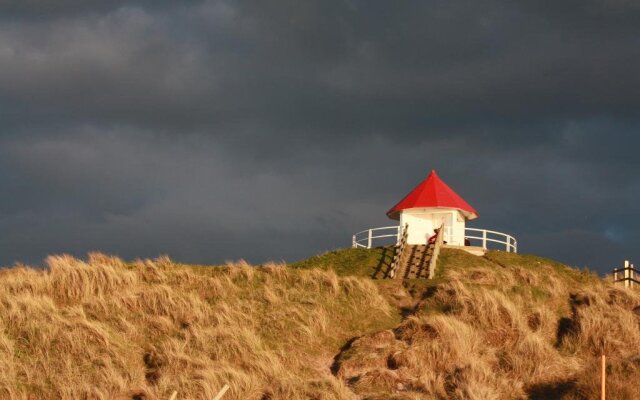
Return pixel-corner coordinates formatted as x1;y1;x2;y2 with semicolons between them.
1;248;639;399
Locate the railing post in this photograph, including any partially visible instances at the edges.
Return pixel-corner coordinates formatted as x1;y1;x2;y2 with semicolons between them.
482;230;487;249
367;229;372;249
352;235;356;248
624;260;630;288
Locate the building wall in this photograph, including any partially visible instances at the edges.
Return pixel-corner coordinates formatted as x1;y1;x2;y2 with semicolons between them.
451;210;466;245
399;208;467;246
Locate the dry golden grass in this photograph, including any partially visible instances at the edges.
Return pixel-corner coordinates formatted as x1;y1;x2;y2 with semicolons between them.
0;253;395;400
2;249;640;399
333;250;640;400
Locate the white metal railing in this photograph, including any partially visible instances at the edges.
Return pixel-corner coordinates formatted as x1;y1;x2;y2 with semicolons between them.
352;226;401;249
464;228;517;253
352;226;517;253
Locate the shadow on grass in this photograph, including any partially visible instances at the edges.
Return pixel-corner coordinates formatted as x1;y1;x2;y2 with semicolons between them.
330;336;360;376
372;246;395;279
527;380;577;399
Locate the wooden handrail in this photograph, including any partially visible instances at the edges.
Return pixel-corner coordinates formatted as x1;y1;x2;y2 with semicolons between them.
427;223;445;279
388;223;408;279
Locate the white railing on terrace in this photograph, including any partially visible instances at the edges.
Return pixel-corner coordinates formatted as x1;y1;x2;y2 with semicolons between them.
464;228;517;253
351;226;401;249
352;226;517;253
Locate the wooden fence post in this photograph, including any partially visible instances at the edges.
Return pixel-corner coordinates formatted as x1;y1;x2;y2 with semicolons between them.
601;354;606;400
624;260;630;288
213;384;230;400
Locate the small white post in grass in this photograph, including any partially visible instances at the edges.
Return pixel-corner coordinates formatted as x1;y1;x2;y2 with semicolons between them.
367;229;372;249
601;354;606;400
482;230;487;249
352;235;356;248
168;391;177;400
213;384;230;400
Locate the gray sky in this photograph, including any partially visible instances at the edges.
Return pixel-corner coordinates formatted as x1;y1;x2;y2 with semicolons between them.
0;1;638;273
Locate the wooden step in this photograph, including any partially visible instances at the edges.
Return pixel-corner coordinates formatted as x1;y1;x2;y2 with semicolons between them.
388;224;445;280
398;244;430;279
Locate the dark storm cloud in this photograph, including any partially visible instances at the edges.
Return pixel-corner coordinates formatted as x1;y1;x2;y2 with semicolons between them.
0;0;201;19
0;0;638;273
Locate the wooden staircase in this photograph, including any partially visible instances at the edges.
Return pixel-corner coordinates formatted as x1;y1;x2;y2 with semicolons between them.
397;244;434;279
387;223;444;280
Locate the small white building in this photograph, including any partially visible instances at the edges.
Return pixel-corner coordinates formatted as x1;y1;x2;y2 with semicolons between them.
386;170;478;246
351;170;517;253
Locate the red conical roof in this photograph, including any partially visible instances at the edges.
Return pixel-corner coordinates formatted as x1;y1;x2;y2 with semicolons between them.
387;170;479;220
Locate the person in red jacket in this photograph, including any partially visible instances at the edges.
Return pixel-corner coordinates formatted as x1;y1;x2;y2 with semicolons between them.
428;228;440;244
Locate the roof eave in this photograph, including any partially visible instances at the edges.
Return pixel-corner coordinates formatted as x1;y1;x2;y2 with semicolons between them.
388;206;479;220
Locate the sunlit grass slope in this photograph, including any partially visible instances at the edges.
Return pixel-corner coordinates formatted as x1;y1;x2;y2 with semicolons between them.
0;254;396;399
2;248;640;399
309;249;640;400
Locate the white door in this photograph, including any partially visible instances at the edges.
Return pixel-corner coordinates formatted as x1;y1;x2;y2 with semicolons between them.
430;212;453;243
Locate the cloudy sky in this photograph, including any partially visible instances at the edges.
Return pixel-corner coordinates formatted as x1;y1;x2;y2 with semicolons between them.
0;1;638;273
